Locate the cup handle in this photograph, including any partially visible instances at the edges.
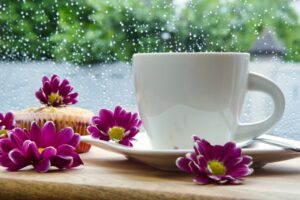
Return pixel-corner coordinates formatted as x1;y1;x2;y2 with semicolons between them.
235;73;285;142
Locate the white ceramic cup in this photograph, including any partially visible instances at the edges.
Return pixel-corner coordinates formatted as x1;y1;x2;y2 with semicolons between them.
133;52;285;149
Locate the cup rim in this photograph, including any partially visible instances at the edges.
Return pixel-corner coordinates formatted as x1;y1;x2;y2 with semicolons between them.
133;52;250;57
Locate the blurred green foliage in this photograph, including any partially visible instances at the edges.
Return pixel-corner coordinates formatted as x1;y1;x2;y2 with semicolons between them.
0;0;57;60
178;0;300;61
0;0;300;65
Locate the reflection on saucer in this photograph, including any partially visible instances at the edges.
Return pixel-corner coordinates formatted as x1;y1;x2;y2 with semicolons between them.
81;133;300;171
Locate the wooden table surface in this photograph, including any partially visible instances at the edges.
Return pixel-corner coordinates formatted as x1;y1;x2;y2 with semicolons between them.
1;147;300;200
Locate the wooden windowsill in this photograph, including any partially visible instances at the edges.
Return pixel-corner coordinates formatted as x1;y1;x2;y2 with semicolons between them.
1;147;300;200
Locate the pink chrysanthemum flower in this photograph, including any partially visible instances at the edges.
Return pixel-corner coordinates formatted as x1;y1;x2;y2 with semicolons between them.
176;136;253;185
35;74;78;107
0;121;83;172
87;106;142;147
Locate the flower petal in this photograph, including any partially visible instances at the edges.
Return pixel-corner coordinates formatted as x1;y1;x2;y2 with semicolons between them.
42;76;50;83
224;156;243;170
4;112;15;129
176;157;193;173
56;127;73;146
35;90;48;104
124;127;139;139
41;147;57;160
228;166;253;178
99;109;114;127
87;125;100;137
68;133;80;148
51;155;73;169
119;139;133;147
207;174;221;181
29;122;42;146
57;144;75;155
34;159;51;173
91;116;100;124
240;155;253;166
59;79;69;89
130;113;142;128
0;154;16;168
194;139;212;160
68;152;83;168
22;140;40;161
197;155;208;170
7;162;28;171
211;145;224;160
91;117;110;132
8;149;27;164
68;92;78;100
0;138;14;153
51;76;60;92
87;126;109;141
59;85;71;96
9;128;29;147
50;74;59;82
43;81;52;95
193;175;211;185
113;106;123;122
193;135;202;142
41;121;56;147
118;112;132;128
220;142;237;161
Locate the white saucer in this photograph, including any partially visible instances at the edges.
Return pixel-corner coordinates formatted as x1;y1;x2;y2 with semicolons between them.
80;133;300;171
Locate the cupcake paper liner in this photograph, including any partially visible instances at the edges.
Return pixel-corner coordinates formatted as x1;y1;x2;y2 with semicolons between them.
14;107;94;154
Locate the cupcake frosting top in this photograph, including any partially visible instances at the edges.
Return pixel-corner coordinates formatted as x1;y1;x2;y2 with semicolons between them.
14;107;94;123
18;106;93;115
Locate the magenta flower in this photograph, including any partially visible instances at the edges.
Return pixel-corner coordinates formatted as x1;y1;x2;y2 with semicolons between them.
0;121;83;172
87;106;142;147
35;74;78;107
176;136;253;185
0;112;15;138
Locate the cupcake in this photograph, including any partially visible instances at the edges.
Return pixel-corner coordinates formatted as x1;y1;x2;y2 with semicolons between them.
14;74;93;153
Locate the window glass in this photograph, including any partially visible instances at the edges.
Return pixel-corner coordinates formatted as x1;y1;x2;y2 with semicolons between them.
0;0;299;139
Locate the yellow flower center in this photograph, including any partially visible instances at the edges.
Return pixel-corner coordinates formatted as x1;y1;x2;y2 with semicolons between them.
108;126;125;141
208;160;226;176
48;93;63;105
38;147;45;154
0;129;8;136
